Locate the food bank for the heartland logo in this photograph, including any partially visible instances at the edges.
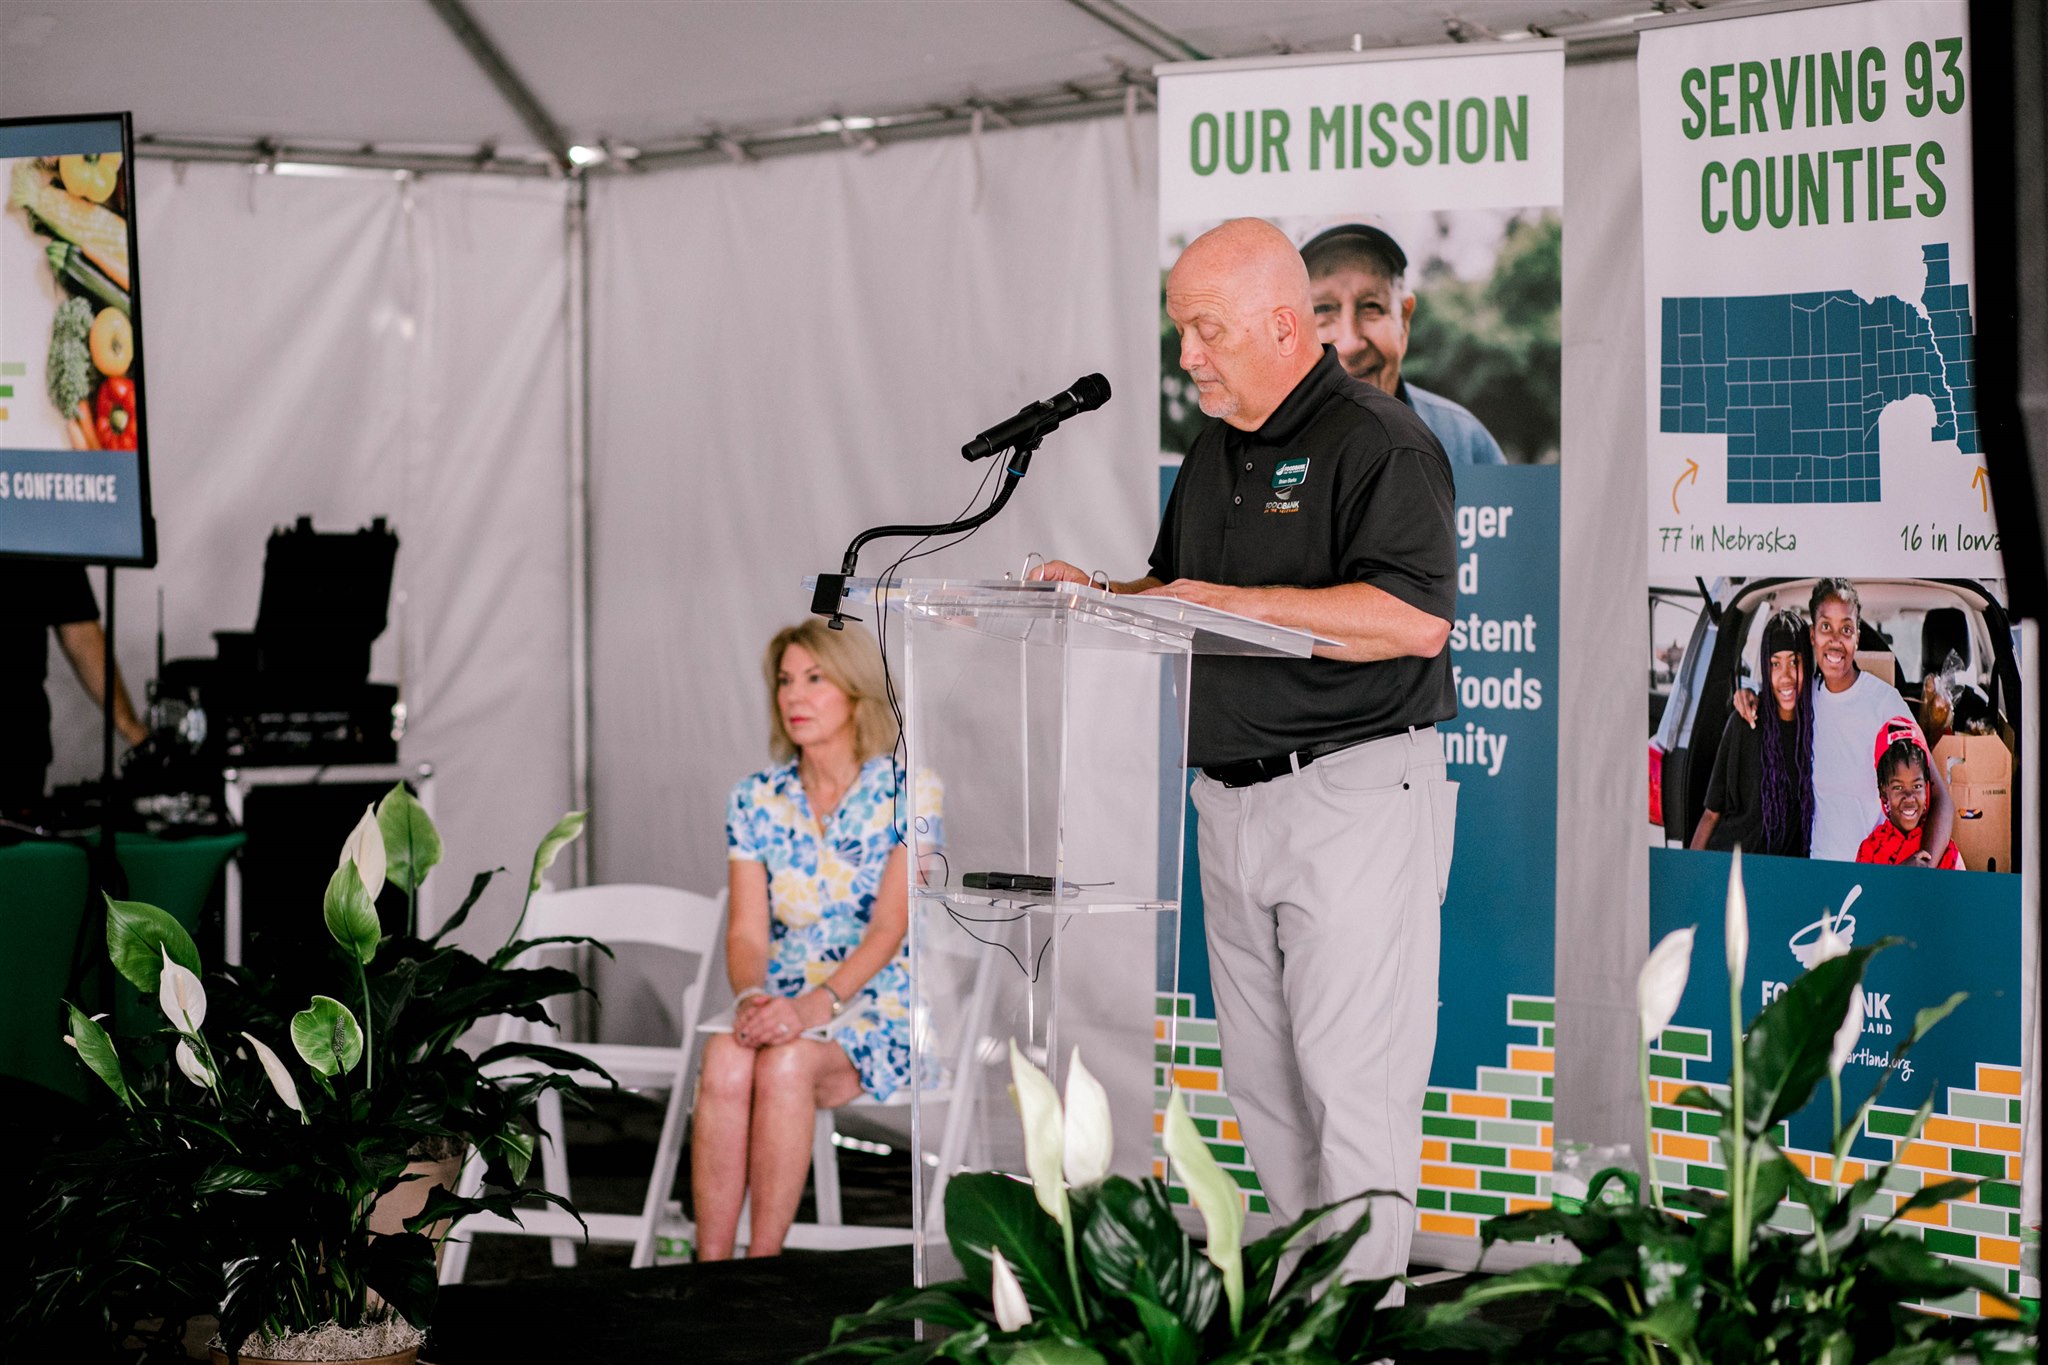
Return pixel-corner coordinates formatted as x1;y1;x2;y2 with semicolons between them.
1757;885;1903;1059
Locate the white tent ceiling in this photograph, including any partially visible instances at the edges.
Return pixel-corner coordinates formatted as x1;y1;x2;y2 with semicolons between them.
3;0;1694;168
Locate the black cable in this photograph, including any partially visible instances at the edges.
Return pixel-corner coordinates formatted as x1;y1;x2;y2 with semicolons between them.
943;904;1063;983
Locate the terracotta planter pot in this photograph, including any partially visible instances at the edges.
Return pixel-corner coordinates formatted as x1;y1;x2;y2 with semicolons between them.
366;1153;464;1245
209;1349;416;1365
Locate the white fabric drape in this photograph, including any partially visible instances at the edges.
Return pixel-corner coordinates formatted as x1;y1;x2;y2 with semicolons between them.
1556;54;1653;1150
48;165;574;948
587;117;1158;897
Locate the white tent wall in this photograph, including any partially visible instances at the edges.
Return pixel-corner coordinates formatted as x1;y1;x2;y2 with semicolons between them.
46;165;576;950
1555;53;1651;1154
586;114;1161;1157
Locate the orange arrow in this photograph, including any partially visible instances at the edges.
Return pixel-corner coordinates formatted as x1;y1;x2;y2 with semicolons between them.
1971;466;1988;512
1671;458;1699;515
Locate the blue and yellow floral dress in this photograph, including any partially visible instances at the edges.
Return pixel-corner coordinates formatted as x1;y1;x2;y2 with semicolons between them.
725;756;942;1101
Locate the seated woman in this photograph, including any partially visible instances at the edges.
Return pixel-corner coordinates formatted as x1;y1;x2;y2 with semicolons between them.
1692;609;1813;856
690;620;936;1259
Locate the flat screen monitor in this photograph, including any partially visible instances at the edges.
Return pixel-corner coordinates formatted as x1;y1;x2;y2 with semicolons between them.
0;112;155;565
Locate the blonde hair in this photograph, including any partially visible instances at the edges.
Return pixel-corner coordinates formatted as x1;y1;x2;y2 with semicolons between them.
762;620;899;765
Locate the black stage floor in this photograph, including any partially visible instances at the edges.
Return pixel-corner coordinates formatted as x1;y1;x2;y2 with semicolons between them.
430;1093;1529;1365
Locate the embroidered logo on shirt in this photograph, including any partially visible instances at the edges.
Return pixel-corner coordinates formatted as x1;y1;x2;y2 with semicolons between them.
1266;457;1309;513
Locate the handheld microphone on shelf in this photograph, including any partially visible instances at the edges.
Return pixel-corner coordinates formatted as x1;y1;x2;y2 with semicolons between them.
960;373;1112;462
810;373;1113;625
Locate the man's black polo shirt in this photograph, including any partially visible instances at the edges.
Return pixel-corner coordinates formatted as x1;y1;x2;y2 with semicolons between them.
1148;345;1457;768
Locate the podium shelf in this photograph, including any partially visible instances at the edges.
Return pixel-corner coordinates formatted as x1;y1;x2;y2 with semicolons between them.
804;576;1327;657
915;886;1179;916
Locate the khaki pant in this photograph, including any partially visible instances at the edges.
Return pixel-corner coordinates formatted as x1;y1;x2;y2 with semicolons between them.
1189;727;1456;1295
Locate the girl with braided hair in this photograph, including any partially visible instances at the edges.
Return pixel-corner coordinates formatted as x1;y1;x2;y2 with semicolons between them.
1691;609;1814;857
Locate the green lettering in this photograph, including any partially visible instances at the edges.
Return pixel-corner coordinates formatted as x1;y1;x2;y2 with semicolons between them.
1915;140;1946;216
1738;60;1768;133
1702;161;1728;233
1189;112;1219;176
1456;97;1487;163
1260;108;1290;173
1709;62;1735;137
1493;94;1527;160
1934;37;1965;114
1403;100;1432;165
1679;67;1707;139
1438;98;1451;163
1351;102;1363;168
1798;150;1828;225
1769;56;1799;131
1831;146;1862;222
1369;103;1399;167
1858;47;1886;121
1309;105;1344;171
1732;158;1762;231
1882;142;1910;219
1225;110;1254;174
1820;50;1852;127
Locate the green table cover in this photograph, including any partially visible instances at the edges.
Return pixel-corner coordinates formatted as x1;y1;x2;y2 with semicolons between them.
1;830;244;1100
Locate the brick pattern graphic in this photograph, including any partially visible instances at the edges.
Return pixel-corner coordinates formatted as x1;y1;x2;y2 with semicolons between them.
1650;1026;2026;1321
1152;993;1557;1237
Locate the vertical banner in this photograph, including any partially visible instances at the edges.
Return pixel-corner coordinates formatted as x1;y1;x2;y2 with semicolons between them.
1154;45;1564;1258
1641;1;2029;1318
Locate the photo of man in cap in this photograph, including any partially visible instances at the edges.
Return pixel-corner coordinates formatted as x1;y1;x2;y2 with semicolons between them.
1301;222;1507;467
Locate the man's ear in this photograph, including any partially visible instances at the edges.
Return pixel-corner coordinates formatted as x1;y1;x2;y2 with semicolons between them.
1399;292;1417;338
1272;304;1306;356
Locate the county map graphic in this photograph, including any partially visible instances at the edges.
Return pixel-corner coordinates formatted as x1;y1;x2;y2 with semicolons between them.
1658;244;1977;505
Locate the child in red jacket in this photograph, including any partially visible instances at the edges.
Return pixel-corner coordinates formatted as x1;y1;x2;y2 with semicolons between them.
1855;716;1962;869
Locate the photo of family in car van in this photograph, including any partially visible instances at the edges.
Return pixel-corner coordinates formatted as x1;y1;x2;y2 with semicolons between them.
1649;575;2021;874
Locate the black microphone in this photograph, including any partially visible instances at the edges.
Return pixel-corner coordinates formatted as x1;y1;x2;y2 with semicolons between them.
961;373;1112;461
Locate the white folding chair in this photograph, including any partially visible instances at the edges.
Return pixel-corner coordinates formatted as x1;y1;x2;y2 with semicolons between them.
795;942;1001;1248
439;883;726;1282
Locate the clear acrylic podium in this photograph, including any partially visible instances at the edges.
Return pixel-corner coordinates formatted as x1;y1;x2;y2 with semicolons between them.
809;575;1319;1283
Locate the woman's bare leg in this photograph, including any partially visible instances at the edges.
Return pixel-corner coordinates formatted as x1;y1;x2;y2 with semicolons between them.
689;1034;759;1260
743;1039;863;1257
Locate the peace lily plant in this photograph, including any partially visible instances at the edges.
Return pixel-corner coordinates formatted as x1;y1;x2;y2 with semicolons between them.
16;789;609;1364
1439;851;2032;1364
809;853;2033;1365
807;1042;1498;1364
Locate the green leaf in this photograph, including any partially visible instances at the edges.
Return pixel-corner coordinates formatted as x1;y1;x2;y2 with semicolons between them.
824;1283;988;1340
945;1171;1076;1323
1743;943;1882;1135
323;860;381;965
1124;1294;1197;1365
63;1003;131;1107
1078;1177;1219;1329
528;811;587;892
1881;1178;1980;1230
487;1128;536;1185
103;895;201;994
428;868;500;946
290;995;365;1077
377;783;443;893
1860;1234;2011;1300
995;1340;1106;1365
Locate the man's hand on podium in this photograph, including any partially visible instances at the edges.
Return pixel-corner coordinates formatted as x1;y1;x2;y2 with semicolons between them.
1028;560;1162;595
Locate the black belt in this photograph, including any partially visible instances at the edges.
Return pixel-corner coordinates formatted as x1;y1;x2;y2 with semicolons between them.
1202;732;1400;789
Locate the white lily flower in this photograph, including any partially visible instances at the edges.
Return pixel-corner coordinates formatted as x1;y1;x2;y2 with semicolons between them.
1061;1048;1113;1191
338;803;386;904
1008;1040;1068;1227
174;1039;213;1088
243;1032;307;1121
989;1246;1033;1331
1828;990;1865;1077
1725;848;1748;985
1162;1089;1246;1331
158;947;208;1033
1638;927;1697;1043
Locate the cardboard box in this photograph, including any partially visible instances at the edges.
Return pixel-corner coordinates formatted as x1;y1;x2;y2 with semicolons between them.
1933;734;2013;873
